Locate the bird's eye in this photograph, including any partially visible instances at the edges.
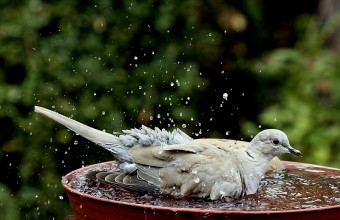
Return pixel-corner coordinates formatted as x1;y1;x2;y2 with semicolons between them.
271;139;280;146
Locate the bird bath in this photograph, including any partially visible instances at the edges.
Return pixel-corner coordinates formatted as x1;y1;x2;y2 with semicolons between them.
62;160;340;220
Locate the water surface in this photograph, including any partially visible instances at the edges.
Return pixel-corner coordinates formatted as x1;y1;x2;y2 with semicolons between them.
63;162;340;211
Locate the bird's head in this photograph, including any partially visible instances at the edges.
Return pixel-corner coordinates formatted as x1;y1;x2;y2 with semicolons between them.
250;129;301;158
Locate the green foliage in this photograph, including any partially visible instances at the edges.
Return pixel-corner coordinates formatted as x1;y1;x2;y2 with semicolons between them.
0;0;213;219
0;184;19;220
0;0;337;219
244;14;340;166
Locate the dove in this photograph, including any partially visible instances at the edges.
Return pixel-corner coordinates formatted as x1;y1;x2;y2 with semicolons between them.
34;106;301;200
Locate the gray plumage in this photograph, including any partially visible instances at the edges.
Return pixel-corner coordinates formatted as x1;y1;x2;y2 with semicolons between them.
34;106;301;200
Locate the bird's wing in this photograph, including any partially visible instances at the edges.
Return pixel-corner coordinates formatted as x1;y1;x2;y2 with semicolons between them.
129;141;244;198
87;170;158;193
128;142;209;167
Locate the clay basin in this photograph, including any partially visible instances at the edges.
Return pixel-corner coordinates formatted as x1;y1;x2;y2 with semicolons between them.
62;161;340;220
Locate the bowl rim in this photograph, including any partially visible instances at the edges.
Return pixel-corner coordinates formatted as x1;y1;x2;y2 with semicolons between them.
61;160;340;215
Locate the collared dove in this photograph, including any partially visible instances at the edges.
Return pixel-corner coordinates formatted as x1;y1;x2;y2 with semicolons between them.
34;106;301;200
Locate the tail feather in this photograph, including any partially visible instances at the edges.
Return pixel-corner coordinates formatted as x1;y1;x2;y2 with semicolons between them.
34;106;193;168
34;106;130;159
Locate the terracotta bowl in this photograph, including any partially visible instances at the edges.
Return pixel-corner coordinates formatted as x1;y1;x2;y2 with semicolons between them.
62;161;340;220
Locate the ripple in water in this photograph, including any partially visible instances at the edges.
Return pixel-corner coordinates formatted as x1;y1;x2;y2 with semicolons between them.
63;162;340;211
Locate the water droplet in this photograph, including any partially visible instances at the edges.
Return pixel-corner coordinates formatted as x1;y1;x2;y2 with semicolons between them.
102;111;106;115
74;140;78;145
223;93;228;100
176;80;180;86
134;56;138;60
182;124;187;128
194;177;200;183
59;196;64;200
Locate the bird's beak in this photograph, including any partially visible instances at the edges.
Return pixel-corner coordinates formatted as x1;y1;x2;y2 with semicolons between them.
288;146;302;157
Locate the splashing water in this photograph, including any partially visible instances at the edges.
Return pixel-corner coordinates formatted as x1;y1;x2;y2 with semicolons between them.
63;162;340;211
222;93;228;100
